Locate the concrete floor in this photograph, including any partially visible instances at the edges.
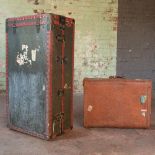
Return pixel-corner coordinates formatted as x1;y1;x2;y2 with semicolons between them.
0;94;155;155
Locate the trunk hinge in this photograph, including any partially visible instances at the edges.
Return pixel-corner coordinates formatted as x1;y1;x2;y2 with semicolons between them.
36;18;40;33
13;20;16;34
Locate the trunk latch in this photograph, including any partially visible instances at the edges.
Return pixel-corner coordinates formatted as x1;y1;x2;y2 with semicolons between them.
53;112;64;135
57;89;64;97
56;56;68;64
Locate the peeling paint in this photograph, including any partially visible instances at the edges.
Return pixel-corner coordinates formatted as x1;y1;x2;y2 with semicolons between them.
68;12;72;15
87;105;93;112
31;49;37;61
0;72;5;78
54;5;57;9
0;60;5;68
16;44;32;66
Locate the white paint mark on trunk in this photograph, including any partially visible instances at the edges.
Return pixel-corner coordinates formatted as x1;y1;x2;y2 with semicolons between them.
22;44;28;51
16;44;39;66
42;85;45;91
31;49;37;61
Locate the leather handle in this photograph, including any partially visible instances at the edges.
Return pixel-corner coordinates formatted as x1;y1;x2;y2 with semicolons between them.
109;76;125;79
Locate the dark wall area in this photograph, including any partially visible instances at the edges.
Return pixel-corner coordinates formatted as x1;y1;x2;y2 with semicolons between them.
117;0;155;92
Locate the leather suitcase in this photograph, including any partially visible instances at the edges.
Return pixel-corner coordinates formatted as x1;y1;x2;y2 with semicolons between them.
6;14;75;140
83;78;152;128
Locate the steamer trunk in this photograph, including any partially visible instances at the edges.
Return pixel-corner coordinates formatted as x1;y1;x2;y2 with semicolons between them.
6;14;75;140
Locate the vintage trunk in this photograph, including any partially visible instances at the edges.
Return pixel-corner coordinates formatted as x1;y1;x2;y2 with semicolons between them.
83;78;152;128
6;14;75;140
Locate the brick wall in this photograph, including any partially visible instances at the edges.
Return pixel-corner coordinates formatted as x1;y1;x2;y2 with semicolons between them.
117;0;155;93
0;0;118;93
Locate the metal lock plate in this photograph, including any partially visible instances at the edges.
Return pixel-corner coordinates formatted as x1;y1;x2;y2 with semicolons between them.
57;89;64;97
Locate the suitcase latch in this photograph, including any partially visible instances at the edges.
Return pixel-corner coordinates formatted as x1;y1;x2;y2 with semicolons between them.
140;95;147;105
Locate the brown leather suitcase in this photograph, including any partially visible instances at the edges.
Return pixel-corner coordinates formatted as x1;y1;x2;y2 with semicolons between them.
83;78;152;128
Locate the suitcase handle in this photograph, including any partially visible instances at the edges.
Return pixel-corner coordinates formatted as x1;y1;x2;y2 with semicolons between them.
109;76;125;79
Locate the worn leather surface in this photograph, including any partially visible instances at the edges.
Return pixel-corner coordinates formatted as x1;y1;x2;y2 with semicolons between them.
84;78;152;128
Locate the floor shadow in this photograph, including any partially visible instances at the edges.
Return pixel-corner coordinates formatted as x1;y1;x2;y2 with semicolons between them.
151;100;155;128
73;93;83;128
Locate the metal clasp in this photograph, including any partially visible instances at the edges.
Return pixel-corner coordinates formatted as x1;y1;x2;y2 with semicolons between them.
57;89;64;97
53;112;64;135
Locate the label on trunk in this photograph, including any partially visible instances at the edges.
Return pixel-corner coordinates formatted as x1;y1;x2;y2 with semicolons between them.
16;44;39;66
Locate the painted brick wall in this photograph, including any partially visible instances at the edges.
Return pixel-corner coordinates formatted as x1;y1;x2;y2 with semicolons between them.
117;0;155;92
0;0;118;93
